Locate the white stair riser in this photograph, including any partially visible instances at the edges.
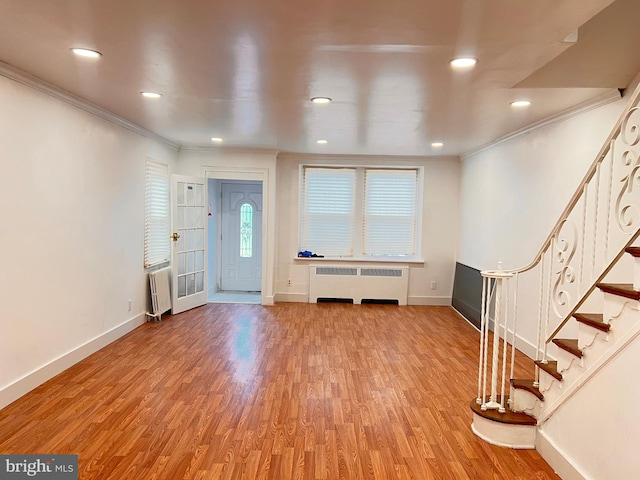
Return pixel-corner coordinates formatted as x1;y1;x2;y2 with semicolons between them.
577;323;608;350
555;347;582;373
603;293;639;327
510;388;542;417
471;413;536;449
537;372;564;406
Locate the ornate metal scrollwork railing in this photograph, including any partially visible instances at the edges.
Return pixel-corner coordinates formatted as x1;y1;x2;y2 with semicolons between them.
476;86;640;414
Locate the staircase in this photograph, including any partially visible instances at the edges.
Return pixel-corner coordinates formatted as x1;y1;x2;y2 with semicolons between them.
520;271;640;415
469;80;640;476
472;247;640;448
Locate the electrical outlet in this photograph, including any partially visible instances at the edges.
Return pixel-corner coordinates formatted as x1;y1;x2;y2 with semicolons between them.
287;278;292;286
430;281;437;290
128;299;132;311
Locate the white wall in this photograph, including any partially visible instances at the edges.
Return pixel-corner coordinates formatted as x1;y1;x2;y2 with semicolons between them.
0;74;178;408
539;329;640;479
275;154;461;305
458;96;629;353
459;97;626;272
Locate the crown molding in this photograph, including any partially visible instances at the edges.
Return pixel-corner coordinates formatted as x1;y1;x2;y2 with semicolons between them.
276;152;458;162
0;60;180;151
178;145;279;156
461;88;622;160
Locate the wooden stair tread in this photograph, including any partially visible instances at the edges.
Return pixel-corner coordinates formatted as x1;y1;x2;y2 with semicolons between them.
552;338;583;358
534;360;562;381
469;398;537;426
597;283;640;301
511;379;544;400
625;247;640;257
573;313;610;332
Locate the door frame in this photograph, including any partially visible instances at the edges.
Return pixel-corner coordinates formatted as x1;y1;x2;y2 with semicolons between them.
203;166;274;305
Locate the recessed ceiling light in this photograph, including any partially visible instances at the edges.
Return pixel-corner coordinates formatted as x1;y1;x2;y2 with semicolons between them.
71;48;102;58
316;139;328;144
140;92;162;98
211;137;223;143
431;142;444;148
450;57;477;68
311;97;332;104
510;100;531;107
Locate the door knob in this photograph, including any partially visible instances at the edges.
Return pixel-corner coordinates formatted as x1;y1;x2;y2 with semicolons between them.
171;232;180;241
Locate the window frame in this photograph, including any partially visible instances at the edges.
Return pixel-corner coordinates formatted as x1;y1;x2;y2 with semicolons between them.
298;164;424;262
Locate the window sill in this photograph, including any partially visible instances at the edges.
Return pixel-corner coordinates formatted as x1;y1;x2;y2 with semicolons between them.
293;256;425;266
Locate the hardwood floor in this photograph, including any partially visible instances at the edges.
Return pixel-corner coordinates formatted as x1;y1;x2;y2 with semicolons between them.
0;304;560;479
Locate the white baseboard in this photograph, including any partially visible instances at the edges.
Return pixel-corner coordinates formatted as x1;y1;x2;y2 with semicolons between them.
408;295;451;306
513;332;538;360
537;429;589;480
452;306;480;331
0;312;146;410
262;295;276;305
273;292;308;303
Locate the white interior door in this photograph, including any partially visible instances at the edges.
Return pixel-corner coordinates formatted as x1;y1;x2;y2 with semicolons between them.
171;174;208;314
220;182;262;291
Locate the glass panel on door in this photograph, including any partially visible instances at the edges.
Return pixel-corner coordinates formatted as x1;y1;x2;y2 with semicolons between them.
175;181;206;300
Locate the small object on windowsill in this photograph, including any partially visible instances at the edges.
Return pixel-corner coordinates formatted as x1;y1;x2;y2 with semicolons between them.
298;250;324;258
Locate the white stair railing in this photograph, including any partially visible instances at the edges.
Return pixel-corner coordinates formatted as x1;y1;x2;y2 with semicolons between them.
477;84;640;414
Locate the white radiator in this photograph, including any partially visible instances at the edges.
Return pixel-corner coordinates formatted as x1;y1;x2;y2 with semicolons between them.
309;265;409;305
148;267;172;320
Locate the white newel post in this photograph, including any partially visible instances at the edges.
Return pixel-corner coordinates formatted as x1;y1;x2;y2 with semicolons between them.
478;263;514;413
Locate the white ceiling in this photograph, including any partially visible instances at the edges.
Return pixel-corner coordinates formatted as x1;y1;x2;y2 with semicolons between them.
1;0;638;156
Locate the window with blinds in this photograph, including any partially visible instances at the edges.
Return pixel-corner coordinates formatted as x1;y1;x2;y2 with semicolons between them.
300;167;356;256
363;169;417;256
144;160;170;268
299;166;420;259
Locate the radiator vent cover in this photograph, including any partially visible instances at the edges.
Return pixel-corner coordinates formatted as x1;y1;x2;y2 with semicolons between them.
361;268;402;277
316;267;357;276
309;265;409;305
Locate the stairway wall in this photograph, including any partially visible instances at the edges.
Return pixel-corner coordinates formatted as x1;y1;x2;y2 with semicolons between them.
538;325;640;479
459;94;625;272
458;94;626;352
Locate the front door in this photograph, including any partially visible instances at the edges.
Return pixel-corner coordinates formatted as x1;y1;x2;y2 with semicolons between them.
171;174;208;314
220;182;262;291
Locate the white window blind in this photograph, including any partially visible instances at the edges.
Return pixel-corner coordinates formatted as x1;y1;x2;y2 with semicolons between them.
144;160;170;268
363;169;417;256
300;167;355;256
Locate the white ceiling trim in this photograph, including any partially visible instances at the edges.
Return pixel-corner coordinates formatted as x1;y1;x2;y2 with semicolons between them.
461;88;622;160
276;152;458;162
0;60;180;151
178;145;279;155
